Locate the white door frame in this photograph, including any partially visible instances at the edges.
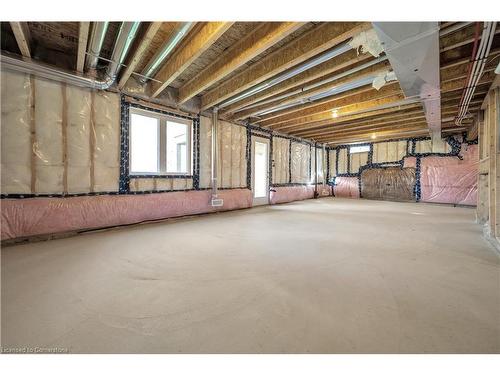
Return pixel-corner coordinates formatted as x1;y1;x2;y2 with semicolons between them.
251;136;270;206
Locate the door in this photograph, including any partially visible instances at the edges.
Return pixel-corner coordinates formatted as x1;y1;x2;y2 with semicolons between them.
252;137;270;206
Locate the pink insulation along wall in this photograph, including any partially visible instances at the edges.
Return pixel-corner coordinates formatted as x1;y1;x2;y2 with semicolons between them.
1;189;253;240
270;185;315;204
333;177;360;198
420;144;478;206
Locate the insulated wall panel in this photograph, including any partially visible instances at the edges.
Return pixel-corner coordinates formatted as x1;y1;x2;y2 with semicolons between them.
372;140;407;163
361;167;416;201
1;71;32;194
272;137;290;184
93;92;120;192
337;148;348;174
66;85;91;193
217;121;247;188
415;139;432;153
291;142;310;183
34;78;64;194
349;152;368;173
329;149;337;179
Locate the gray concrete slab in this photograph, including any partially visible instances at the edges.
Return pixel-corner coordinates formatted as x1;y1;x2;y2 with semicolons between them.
2;198;499;353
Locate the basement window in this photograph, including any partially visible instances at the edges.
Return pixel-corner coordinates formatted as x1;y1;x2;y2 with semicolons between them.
129;107;192;175
350;145;370;154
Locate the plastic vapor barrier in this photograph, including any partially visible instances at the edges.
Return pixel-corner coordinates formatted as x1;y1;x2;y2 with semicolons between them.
337;148;348;174
272;137;290;184
372;140;407;163
361;167;416;201
1;71;32;194
290;142;310;183
1;189;253;240
349;151;368;173
1;71;120;195
333;177;359;198
329;149;337;179
420;145;478;205
66;85;92;193
218;120;246;188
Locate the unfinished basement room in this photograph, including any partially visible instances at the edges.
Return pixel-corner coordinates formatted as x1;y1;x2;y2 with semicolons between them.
1;5;500;362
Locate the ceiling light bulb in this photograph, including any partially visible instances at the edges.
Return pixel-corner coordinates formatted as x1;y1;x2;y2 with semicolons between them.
332;109;338;118
371;134;377;139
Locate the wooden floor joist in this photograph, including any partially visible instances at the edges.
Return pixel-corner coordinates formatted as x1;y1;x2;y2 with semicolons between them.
177;22;304;104
76;22;90;73
10;22;31;58
118;22;163;89
200;22;372;110
151;22;234;98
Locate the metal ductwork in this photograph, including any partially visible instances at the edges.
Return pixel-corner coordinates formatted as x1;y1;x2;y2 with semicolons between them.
218;42;353;110
253;69;397;118
139;22;194;83
237;55;389;113
86;22;109;71
372;22;442;138
1;22;141;91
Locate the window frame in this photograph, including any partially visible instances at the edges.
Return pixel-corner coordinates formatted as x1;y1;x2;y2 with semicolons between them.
129;107;193;177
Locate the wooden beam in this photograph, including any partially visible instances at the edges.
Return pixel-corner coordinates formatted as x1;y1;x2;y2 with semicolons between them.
326;126;468;145
258;84;404;128
10;22;31;57
487;88;499;237
151;22;234;98
232;60;392;120
201;22;372;110
219;50;373;116
269;103;423;132
118;22;163;89
177;22;304;104
295;106;463;138
76;22;90;73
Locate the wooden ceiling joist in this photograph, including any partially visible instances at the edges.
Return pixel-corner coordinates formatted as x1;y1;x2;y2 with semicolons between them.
257;84;404;127
118;22;163;89
151;22;234;98
231;60;392;120
9;22;31;58
177;22;304;104
200;22;372;110
219;50;373;116
76;22;90;73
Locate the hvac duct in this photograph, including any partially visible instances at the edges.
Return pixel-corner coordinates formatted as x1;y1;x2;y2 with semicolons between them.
237;55;389;113
85;22;109;71
372;22;442;134
253;71;395;117
1;22;141;90
139;22;194;83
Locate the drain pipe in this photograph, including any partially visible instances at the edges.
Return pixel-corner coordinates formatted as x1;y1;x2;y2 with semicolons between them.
1;22;141;90
211;108;223;207
456;22;497;125
314;142;319;198
86;22;109;71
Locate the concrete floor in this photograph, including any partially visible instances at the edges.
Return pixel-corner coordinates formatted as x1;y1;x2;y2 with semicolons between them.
1;197;499;353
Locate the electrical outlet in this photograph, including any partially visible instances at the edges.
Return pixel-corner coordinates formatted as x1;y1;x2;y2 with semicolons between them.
211;198;224;207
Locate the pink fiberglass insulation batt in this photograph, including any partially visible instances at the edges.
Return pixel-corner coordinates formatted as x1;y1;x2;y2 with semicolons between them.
270;186;315;204
333;177;360;198
1;189;253;240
